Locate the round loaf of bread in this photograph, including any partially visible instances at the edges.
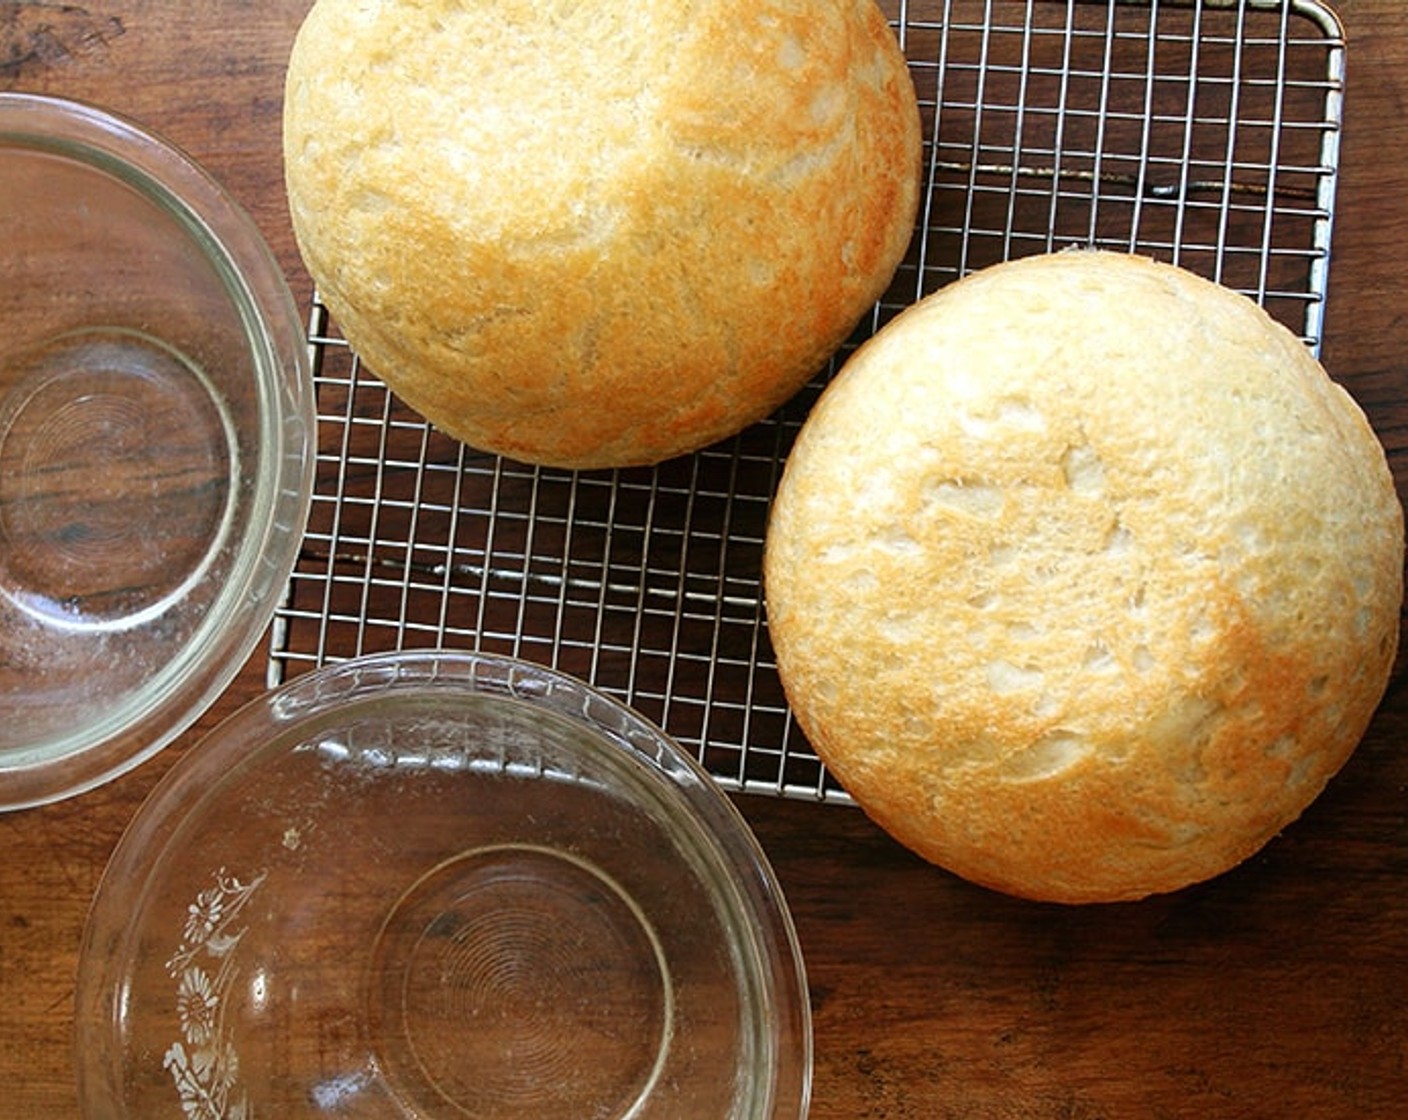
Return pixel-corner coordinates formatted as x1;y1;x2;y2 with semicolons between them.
282;0;921;469
765;250;1404;903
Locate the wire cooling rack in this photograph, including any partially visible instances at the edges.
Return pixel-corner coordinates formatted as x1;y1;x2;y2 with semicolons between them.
268;0;1346;801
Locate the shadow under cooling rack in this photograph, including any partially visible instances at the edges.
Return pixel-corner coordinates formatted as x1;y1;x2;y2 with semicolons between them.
268;0;1345;802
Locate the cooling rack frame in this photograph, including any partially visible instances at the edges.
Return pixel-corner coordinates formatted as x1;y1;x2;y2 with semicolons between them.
268;0;1346;802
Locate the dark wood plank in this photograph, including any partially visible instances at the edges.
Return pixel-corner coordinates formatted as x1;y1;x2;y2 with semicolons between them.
2;2;1405;1116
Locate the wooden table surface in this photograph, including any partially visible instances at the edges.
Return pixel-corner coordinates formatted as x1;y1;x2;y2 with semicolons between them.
2;2;1406;1117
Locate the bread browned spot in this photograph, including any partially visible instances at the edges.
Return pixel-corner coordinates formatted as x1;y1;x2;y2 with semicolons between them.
765;250;1404;903
283;0;922;469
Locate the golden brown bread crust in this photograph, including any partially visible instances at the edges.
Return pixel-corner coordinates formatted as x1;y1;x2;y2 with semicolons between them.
764;250;1404;903
283;0;921;469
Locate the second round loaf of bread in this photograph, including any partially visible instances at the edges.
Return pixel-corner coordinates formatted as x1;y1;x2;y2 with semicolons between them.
765;250;1403;903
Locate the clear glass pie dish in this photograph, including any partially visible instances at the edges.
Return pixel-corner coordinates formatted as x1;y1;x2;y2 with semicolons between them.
0;92;315;808
76;650;812;1119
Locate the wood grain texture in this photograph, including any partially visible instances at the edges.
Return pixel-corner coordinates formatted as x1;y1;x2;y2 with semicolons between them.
2;2;1406;1117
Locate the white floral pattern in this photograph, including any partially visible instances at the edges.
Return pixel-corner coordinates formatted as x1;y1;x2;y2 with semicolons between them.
163;868;266;1120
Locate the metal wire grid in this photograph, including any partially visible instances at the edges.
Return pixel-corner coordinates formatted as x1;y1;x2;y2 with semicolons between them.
268;0;1346;802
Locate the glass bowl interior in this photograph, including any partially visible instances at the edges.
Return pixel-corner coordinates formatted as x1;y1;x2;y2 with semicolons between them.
0;92;314;808
77;650;812;1119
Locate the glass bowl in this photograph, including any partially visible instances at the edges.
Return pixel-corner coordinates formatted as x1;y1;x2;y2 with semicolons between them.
0;93;315;808
76;650;812;1119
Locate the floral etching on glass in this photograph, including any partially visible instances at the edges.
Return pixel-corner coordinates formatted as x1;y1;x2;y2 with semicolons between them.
163;867;267;1120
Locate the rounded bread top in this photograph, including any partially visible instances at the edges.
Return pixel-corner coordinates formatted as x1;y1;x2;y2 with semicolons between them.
283;0;922;468
764;250;1404;903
